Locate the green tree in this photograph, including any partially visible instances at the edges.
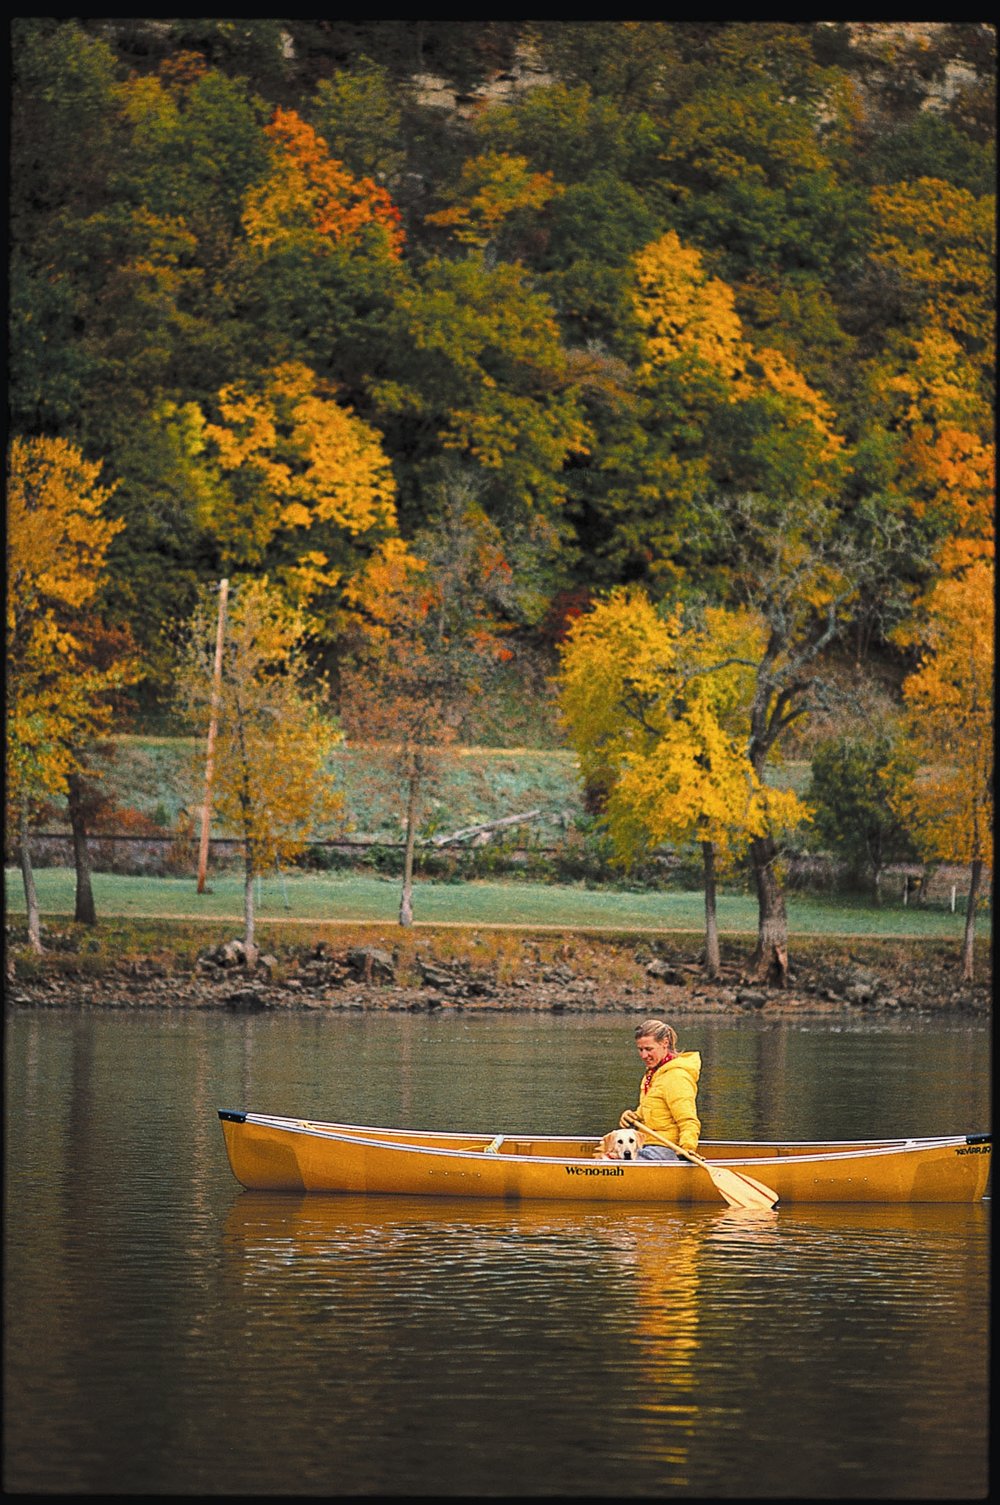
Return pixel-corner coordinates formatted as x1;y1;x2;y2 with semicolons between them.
475;78;660;185
309;57;408;185
808;730;916;895
865;113;995;195
652;63;865;290
530;21;682;110
9;20;121;434
369;254;592;557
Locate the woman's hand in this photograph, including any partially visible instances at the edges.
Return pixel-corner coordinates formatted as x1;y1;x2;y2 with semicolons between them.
620;1109;639;1128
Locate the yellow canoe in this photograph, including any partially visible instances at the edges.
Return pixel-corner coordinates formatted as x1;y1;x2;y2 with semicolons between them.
218;1112;992;1204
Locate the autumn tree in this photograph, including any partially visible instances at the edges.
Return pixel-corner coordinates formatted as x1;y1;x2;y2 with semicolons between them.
694;488;874;983
425;149;562;259
235;104;405;396
169;359;400;616
174;578;343;964
6;436;130;949
557;588;808;976
243;106;404;258
337;488;516;924
869;178;995;360
586;229;846;592
9;18;997;727
850;174;995;632
889;561;993;981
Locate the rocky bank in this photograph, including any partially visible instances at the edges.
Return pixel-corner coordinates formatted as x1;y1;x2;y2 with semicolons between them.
5;933;990;1019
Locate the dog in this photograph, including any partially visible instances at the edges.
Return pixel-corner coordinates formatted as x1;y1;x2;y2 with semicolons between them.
593;1127;645;1161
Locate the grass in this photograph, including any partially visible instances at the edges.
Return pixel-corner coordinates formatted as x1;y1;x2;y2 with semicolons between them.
53;736;811;847
5;865;987;940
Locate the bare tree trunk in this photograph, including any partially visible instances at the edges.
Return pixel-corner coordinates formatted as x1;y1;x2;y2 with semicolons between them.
701;840;720;979
243;851;258;968
399;759;419;927
67;772;97;925
749;832;789;986
961;858;983;983
18;797;43;954
197;577;229;894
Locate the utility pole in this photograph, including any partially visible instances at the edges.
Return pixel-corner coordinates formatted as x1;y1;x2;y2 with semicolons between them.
197;578;229;894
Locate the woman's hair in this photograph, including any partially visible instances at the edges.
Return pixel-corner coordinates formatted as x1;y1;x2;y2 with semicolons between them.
635;1019;678;1051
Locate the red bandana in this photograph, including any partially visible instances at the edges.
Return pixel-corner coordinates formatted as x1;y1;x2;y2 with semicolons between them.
641;1052;675;1095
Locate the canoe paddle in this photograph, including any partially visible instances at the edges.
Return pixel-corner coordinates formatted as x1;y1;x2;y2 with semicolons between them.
623;1114;779;1211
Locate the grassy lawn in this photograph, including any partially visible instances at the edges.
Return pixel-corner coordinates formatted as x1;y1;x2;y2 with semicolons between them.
5;866;986;940
80;738;810;841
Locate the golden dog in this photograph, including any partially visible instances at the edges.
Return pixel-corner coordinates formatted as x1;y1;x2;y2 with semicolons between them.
593;1127;645;1162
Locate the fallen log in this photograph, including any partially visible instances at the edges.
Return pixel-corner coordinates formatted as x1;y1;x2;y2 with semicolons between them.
431;809;545;847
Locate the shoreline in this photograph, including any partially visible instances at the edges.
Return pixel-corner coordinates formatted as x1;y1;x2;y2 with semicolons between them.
5;931;990;1018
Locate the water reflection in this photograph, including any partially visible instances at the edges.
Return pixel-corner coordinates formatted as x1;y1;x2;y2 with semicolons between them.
219;1190;988;1495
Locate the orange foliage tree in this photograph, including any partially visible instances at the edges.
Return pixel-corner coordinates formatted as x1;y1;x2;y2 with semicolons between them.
863;176;994;608
243;106;404;257
337;500;515;925
890;560;993;981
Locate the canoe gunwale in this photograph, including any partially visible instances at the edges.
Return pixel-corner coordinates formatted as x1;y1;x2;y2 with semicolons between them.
222;1111;989;1170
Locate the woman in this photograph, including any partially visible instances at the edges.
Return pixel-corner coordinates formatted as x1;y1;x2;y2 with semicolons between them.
621;1018;701;1162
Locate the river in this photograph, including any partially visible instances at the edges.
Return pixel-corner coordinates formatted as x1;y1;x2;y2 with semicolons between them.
3;1007;990;1497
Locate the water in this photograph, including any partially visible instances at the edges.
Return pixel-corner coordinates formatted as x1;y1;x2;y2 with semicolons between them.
3;1008;991;1498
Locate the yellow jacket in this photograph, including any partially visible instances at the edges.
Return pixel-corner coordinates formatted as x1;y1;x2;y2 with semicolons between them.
632;1051;701;1154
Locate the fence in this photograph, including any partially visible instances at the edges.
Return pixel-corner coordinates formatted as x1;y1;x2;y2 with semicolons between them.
7;832;992;910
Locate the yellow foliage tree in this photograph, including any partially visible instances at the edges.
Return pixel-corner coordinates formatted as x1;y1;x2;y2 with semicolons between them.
182;360;399;607
557;588;808;976
174;578;343;964
869;178;995;356
633;230;843;461
425;150;562;250
890;560;993;981
6;435;130;950
633;231;746;382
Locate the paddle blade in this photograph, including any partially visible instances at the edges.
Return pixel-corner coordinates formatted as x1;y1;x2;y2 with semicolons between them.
730;1169;781;1207
708;1165;779;1211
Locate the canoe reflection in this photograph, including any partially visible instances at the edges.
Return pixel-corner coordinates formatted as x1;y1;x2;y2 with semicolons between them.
222;1188;724;1263
222;1190;985;1279
221;1190;982;1281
